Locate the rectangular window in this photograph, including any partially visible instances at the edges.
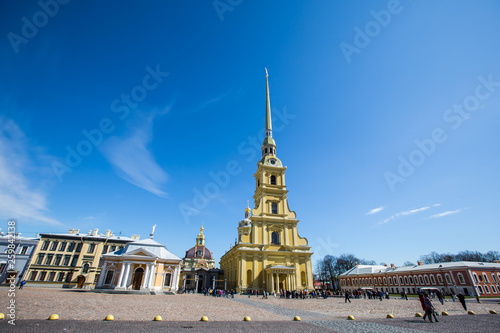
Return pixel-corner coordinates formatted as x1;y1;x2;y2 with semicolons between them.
36;253;45;265
102;245;108;254
20;246;29;255
29;271;38;281
110;246;116;252
65;272;73;283
104;270;114;285
63;255;71;266
87;243;95;253
41;241;50;250
39;271;47;281
57;272;65;282
75;243;83;252
67;243;75;252
50;241;58;251
44;254;54;265
54;254;62;266
70;256;78;267
59;242;67;251
48;272;56;282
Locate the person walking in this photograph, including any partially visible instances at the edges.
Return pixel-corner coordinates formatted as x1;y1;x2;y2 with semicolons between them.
457;292;467;311
19;280;26;290
450;289;456;302
423;293;439;323
345;291;351;303
436;290;444;305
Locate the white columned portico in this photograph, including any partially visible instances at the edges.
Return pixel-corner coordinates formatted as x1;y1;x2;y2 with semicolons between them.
142;264;151;289
97;262;108;287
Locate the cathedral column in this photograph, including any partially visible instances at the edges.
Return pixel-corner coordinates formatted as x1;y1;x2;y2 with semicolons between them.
252;259;257;288
275;273;279;292
271;273;274;292
287;274;291;291
97;262;108;287
121;262;131;288
306;260;313;289
142;264;151;289
283;224;288;245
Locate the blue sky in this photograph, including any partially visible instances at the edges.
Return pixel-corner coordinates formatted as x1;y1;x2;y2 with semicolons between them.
1;0;500;267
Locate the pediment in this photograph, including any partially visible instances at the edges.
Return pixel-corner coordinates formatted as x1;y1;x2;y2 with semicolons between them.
126;248;156;257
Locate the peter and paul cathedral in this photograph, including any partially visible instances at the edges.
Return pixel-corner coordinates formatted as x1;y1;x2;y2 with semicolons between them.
219;69;314;293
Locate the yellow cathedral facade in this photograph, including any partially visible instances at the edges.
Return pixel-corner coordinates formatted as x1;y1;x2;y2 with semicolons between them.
219;70;314;293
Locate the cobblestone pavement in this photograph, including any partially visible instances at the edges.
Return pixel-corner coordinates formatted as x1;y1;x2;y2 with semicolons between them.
1;287;499;332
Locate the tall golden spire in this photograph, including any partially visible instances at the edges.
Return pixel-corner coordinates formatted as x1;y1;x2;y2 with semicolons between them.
262;68;276;156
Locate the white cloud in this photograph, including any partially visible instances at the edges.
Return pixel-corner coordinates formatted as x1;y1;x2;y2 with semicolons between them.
429;209;463;219
378;205;438;225
101;114;168;197
366;206;384;215
0;118;61;225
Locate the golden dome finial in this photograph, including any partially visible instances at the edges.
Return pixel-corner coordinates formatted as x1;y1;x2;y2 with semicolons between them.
245;200;251;212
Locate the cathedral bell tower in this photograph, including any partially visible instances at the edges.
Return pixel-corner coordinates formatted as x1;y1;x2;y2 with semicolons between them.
219;69;314;293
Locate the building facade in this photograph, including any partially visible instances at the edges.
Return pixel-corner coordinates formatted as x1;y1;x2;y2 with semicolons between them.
0;233;39;285
220;71;314;293
179;225;224;292
25;228;135;288
339;261;500;297
96;228;181;294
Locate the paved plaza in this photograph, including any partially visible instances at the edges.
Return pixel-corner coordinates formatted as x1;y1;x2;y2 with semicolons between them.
1;287;499;332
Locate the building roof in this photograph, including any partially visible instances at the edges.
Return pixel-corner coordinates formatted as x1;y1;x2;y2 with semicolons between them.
185;246;213;260
39;232;135;242
340;261;500;276
105;238;181;261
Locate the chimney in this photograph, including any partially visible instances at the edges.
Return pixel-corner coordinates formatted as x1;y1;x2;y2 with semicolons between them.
355;262;358;266
417;261;423;265
74;229;80;234
390;263;395;268
69;228;74;234
88;229;92;235
105;230;111;237
131;234;135;240
136;235;140;240
93;229;98;236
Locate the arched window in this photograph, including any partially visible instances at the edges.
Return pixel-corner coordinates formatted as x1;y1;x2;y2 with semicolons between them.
483;273;489;283
104;269;114;285
409;276;413;284
430;275;436;284
473;273;479;284
271;232;279;245
164;273;171;286
270;175;276;185
424;275;430;284
82;263;90;274
271;202;278;214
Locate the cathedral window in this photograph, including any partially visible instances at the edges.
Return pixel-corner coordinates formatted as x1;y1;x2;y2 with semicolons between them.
270;175;276;185
82;263;90;274
271;232;279;245
271;202;278;214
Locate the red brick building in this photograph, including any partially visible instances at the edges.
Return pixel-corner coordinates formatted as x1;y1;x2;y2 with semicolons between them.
339;261;500;297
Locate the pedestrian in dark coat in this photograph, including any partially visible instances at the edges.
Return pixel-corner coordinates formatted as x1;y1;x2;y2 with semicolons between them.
457;292;467;311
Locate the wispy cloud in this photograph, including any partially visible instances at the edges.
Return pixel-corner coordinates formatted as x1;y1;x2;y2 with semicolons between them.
0;118;61;225
366;206;384;215
101;114;168;197
429;209;463;219
378;204;438;225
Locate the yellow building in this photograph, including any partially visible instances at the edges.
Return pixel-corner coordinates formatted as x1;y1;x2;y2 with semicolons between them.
220;70;314;293
25;228;136;288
